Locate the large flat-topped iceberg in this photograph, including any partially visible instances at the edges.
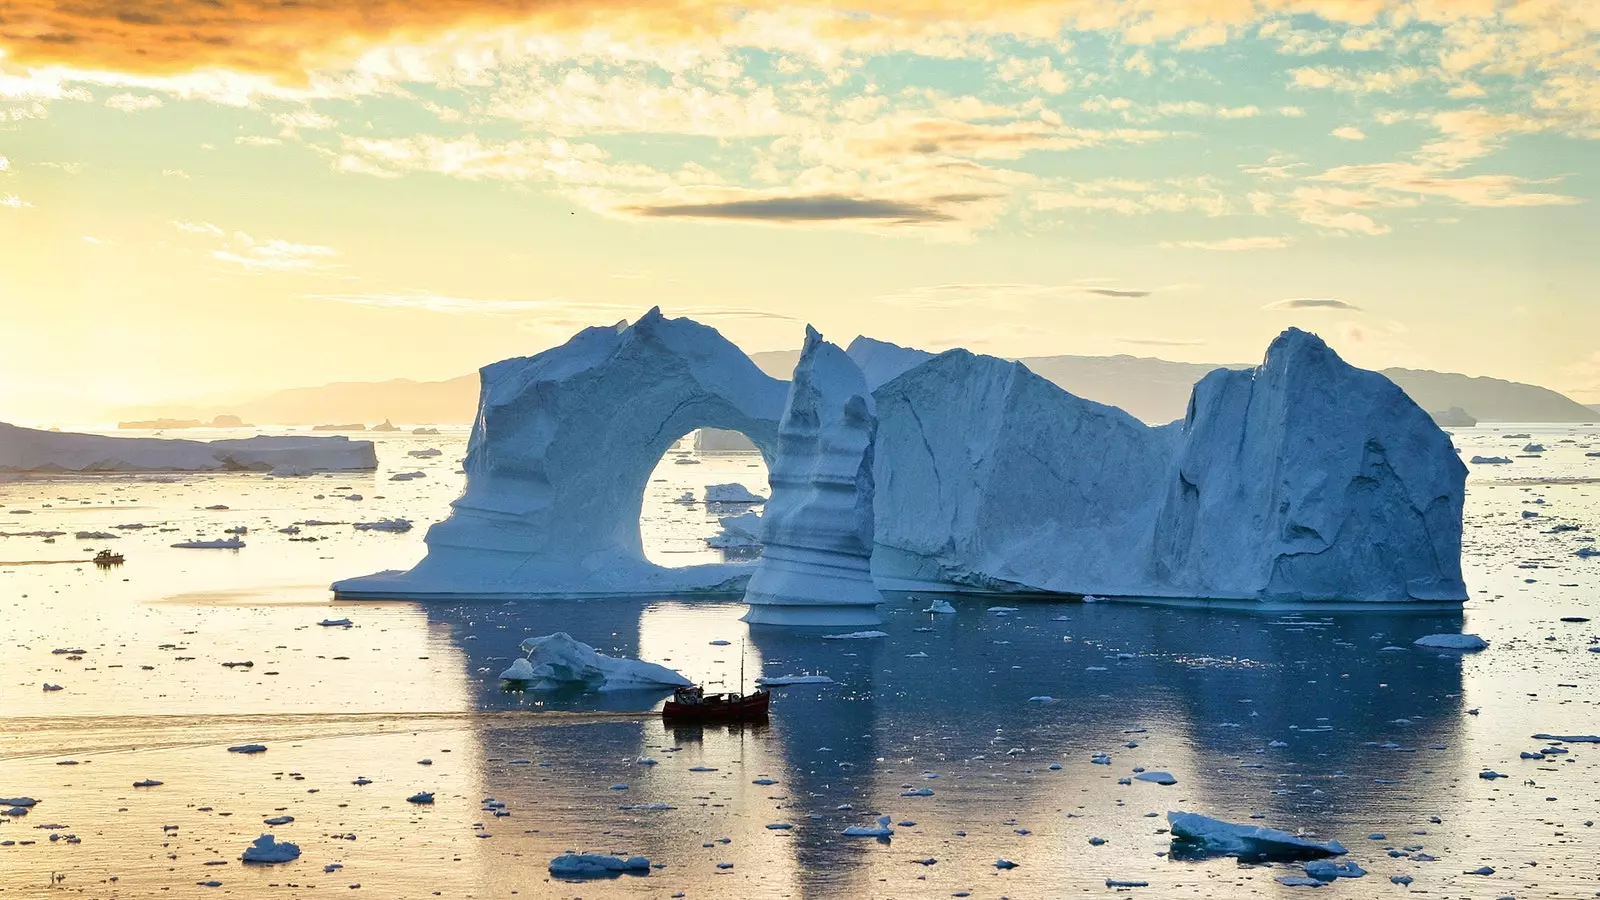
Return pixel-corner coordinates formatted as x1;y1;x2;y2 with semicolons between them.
871;329;1466;603
742;327;883;626
334;308;787;599
0;423;376;474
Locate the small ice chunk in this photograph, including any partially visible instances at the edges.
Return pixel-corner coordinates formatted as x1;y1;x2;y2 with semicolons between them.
227;744;267;754
756;674;835;686
548;853;651;877
318;618;353;627
407;792;434;804
241;834;300;863
995;859;1018;869
1413;633;1488;651
172;538;245;549
843;815;894;838
923;599;956;614
1134;771;1177;785
821;630;888;640
1304;860;1366;880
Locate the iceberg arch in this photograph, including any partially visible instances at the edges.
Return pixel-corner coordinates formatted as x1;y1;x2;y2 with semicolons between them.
334;308;786;599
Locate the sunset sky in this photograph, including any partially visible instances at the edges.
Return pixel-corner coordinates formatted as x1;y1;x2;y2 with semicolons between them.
2;0;1596;424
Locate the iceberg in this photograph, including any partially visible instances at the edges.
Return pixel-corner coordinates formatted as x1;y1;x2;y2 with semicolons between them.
742;327;884;626
334;309;785;599
352;518;413;533
705;483;766;505
1167;811;1347;861
870;328;1467;603
0;422;376;474
548;853;651;877
842;815;895;838
498;632;691;691
845;336;936;390
172;537;245;549
705;511;762;550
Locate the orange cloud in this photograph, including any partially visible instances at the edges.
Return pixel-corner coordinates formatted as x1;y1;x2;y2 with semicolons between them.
0;0;1451;80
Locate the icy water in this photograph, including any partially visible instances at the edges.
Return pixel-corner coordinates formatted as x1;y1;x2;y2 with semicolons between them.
1;426;1597;899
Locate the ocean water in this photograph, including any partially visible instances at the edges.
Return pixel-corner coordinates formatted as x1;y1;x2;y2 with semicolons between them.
1;425;1597;898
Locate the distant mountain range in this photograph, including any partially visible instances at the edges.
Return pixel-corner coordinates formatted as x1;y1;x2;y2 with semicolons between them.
106;347;1599;427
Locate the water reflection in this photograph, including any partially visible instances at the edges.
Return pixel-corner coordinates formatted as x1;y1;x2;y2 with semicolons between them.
412;593;1470;896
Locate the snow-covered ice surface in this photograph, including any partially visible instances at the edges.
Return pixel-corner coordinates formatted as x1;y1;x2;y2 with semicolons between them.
0;421;1597;898
741;327;884;626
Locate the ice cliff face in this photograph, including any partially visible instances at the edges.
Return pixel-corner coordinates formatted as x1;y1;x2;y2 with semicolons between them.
741;328;883;626
871;329;1466;603
334;308;787;599
1148;328;1466;602
871;350;1179;594
845;336;936;390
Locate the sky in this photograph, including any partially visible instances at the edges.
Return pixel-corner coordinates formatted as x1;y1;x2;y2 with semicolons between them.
1;0;1597;424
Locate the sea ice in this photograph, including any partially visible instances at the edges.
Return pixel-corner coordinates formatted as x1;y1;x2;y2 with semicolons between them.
240;834;301;863
1134;771;1177;785
704;511;763;550
756;674;835;686
1167;811;1347;860
923;599;956;614
499;632;691;691
821;630;888;640
333;309;785;599
352;518;412;533
742;327;884;626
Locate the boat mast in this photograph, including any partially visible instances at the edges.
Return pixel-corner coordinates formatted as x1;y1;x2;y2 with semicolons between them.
739;638;745;695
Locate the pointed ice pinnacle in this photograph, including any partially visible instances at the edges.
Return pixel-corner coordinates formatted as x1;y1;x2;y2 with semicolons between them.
742;327;883;627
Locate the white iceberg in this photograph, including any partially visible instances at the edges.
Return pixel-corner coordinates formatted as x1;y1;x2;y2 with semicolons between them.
1413;633;1488;650
870;328;1467;603
334;309;785;600
756;674;835;686
0;422;376;474
821;630;887;640
923;598;956;614
548;853;651;877
742;327;884;626
241;834;301;863
1470;455;1513;465
499;632;691;691
842;814;894;838
705;511;763;550
1167;811;1347;860
353;518;413;533
172;537;245;549
705;483;766;505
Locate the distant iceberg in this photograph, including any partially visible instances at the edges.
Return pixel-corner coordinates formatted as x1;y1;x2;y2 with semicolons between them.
498;632;691;691
0;423;376;474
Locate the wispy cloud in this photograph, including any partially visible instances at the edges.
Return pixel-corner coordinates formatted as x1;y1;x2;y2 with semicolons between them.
171;220;337;272
623;194;961;224
104;93;163;112
1264;297;1363;311
1161;236;1294;251
1331;126;1366;140
2;193;33;209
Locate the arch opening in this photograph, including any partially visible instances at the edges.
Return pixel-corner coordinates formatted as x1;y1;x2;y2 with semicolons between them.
641;428;771;570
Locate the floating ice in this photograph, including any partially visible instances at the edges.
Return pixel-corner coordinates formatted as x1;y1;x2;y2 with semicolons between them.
1470;456;1513;465
705;511;762;550
1134;771;1177;785
1413;633;1488;651
407;792;434;804
499;633;691;691
1532;733;1600;743
240;834;301;863
0;423;377;474
334;310;784;599
706;483;766;505
0;798;37;807
742;327;883;626
172;538;245;550
923;599;956;614
353;518;412;532
548;854;651;877
318;618;353;627
756;674;835;686
871;329;1466;603
1167;811;1347;860
842;815;894;838
1304;860;1366;880
821;630;887;640
227;744;266;754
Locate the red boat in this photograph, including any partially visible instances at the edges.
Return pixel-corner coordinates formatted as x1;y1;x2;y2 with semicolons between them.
662;685;770;723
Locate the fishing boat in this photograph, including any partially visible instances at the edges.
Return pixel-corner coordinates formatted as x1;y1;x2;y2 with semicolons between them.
93;549;124;566
662;685;770;723
661;639;769;723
